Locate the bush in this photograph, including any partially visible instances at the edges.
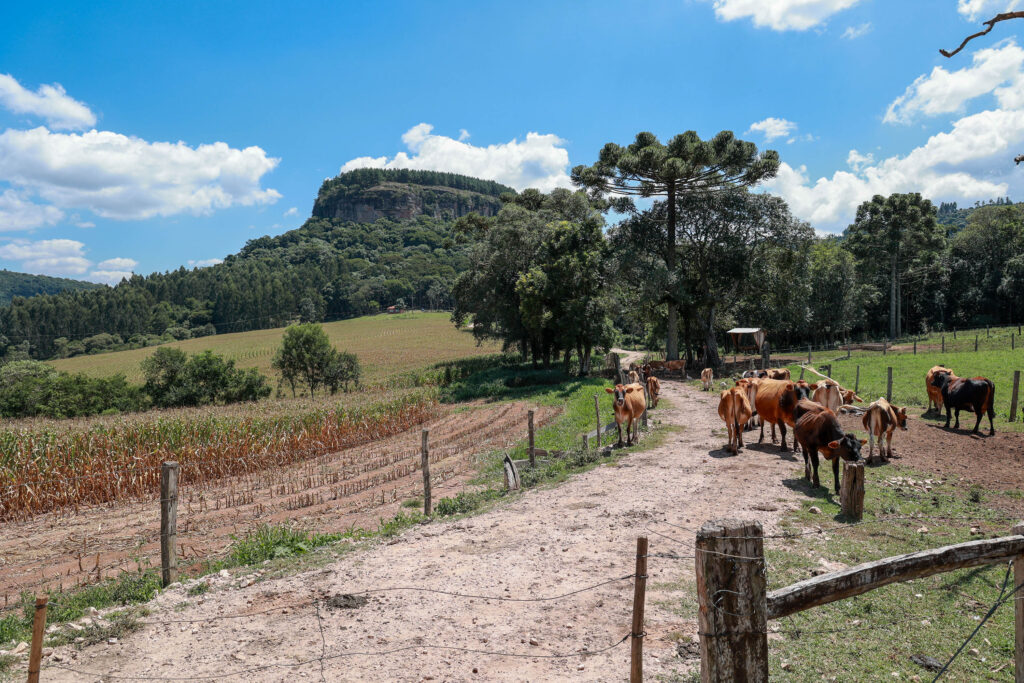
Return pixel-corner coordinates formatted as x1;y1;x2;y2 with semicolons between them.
142;347;271;408
0;361;146;418
227;524;342;566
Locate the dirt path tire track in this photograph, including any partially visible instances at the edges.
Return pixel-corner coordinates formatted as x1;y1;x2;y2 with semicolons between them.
45;383;811;682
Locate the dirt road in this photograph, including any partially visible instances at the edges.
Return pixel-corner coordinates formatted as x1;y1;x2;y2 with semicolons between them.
44;382;812;682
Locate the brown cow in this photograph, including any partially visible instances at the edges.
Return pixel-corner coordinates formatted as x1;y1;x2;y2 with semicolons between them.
841;389;863;406
605;383;646;446
862;398;908;463
627;370;640;384
718;387;753;454
664;359;686;377
926;365;955;414
794;400;866;491
646;360;665;372
735;377;760;430
646;376;661;408
811;379;842;413
755;379;813;451
767;368;791;380
701;368;713;391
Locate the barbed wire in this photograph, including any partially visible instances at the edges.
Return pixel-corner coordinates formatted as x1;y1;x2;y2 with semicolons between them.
44;632;632;681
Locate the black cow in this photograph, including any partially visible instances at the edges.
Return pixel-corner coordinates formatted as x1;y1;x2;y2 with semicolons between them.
930;373;996;435
793;400;866;492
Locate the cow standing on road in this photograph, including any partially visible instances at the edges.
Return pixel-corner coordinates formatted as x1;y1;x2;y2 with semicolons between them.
701;368;713;391
718;387;753;454
793;400;866;492
755;379;813;451
606;383;646;446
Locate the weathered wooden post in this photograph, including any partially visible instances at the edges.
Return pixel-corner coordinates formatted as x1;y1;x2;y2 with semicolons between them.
808;345;812;363
855;365;860;394
954;328;957;339
160;461;179;587
27;596;47;683
421;429;431;515
824;364;832;378
988;325;990;337
528;410;536;468
696;519;768;682
886;367;893;403
847;345;851;360
583;433;589;450
1012;371;1021;423
840;462;865;521
913;340;917;355
976;335;979;352
799;366;805;381
1014;334;1017;351
630;536;648;683
594;395;601;448
883;342;887;356
942;335;945;353
1013;522;1024;683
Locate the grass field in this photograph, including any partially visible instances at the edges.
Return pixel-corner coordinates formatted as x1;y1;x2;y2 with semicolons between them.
779;346;1024;431
49;312;501;387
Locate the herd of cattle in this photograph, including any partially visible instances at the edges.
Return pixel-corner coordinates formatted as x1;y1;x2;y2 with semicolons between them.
605;359;997;496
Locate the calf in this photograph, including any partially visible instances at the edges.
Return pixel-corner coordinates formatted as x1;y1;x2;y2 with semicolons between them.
741;369;768;379
861;398;908;463
664;359;686;377
793;400;866;492
646;376;661;408
926;365;955;414
605;383;647;446
811;379;842;413
755;379;812;451
767;368;791;380
627;370;640;384
701;368;713;391
931;373;996;435
841;389;863;406
718;387;753;454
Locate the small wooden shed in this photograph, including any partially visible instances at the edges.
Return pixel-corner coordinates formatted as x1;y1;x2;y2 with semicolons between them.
727;327;766;354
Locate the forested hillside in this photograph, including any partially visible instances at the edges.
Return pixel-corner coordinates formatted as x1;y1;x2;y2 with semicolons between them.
0;170;479;360
0;270;100;305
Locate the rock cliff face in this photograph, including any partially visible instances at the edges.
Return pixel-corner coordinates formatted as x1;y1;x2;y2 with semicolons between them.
312;182;505;222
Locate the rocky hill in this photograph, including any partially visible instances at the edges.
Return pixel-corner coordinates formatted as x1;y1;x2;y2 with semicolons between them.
312;168;511;222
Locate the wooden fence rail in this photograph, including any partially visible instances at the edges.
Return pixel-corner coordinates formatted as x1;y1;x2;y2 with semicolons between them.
697;519;1024;681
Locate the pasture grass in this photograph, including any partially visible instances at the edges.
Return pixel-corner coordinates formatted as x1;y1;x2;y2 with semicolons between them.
762;464;1017;681
49;312;501;388
781;346;1024;432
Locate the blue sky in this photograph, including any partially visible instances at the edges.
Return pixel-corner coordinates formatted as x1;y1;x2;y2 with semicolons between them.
0;0;1022;282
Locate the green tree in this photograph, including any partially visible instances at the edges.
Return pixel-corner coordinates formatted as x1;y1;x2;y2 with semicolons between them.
141;347;189;406
272;323;341;397
571;131;779;359
845;193;942;338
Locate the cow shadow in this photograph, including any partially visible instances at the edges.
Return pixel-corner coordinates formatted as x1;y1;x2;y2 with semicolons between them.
739;441;799;462
923;421;993;439
782;476;839;508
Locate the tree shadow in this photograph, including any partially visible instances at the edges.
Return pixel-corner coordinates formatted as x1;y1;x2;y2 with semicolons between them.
741;442;799;462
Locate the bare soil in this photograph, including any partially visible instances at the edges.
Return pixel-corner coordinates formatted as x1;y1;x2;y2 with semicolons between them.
1;402;558;603
39;382;812;682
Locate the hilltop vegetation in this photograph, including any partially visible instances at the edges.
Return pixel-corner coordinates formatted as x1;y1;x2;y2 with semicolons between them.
0;269;100;305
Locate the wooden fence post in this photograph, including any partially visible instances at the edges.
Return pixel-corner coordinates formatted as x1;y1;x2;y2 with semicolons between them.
855;365;860;394
27;596;47;683
954;328;957;339
583;433;589;450
1014;522;1024;683
421;429;431;516
883;342;887;356
824;364;832;378
799;366;805;381
1014;334;1017;351
528;410;536;468
976;335;979;352
840;462;865;521
1012;371;1021;423
160;461;179;587
594;395;601;448
886;367;893;403
808;345;812;363
942;335;945;353
913;340;917;355
630;536;648;683
696;519;768;682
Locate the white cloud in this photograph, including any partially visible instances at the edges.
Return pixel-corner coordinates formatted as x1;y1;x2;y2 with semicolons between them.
746;117;799;142
841;22;872;39
96;257;136;270
846;149;874;170
341;123;571;192
0;74;96;130
88;270;132;285
958;0;1023;21
188;258;222;268
0;127;281;220
885;41;1024;123
708;0;862;31
0;189;64;231
458;129;470;141
0;238;91;275
283;206;298;217
75;221;95;228
764;107;1024;230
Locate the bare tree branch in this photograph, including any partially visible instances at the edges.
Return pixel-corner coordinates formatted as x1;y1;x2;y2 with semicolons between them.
940;11;1024;58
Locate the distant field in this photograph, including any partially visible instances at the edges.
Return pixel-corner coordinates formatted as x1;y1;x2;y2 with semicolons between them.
50;312;500;386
